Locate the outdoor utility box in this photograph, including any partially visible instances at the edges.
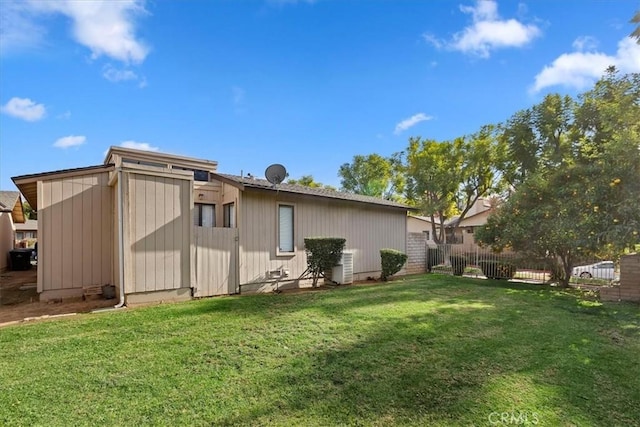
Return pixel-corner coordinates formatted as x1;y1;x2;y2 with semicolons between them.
331;252;354;285
10;249;33;271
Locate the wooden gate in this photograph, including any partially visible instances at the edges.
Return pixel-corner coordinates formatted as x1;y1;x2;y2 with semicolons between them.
193;227;239;297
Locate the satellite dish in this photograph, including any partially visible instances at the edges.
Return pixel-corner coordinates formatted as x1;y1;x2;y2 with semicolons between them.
265;164;287;186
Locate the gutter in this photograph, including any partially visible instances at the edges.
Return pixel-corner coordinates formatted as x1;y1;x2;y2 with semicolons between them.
115;168;126;309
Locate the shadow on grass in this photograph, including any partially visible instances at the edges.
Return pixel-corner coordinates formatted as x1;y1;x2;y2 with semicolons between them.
209;288;640;426
167;274;620;329
3;273;639;426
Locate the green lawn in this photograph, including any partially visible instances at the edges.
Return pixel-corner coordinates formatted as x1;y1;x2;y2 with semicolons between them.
1;275;639;426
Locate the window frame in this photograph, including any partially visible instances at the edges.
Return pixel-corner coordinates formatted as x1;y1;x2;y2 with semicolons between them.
223;202;235;228
276;203;295;255
194;203;216;227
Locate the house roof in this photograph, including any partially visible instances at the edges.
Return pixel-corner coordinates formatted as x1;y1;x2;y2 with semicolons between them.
214;173;412;210
408;215;435;224
15;219;37;231
12;164;115;208
0;191;25;223
105;146;218;172
457;208;493;227
0;191;19;212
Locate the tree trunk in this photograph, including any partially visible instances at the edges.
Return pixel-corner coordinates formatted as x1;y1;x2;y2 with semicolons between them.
558;253;573;288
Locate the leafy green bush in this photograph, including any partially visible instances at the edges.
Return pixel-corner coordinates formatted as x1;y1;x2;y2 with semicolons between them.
427;247;444;272
380;249;408;281
449;255;467;276
478;260;516;279
304;237;346;286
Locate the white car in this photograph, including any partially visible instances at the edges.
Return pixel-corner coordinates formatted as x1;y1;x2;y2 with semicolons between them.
571;261;615;280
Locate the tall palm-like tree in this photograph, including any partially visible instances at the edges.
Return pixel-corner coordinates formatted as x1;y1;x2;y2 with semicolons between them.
632;11;640;43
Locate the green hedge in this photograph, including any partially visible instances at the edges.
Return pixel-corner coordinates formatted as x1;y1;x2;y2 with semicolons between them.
304;237;346;286
449;255;467;276
380;249;408;281
478;260;516;280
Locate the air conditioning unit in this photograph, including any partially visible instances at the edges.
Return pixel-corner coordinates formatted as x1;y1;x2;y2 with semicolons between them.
332;252;353;284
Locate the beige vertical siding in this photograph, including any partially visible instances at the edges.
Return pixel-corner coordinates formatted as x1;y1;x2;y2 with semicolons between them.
0;212;14;271
193;227;238;296
38;172;113;292
125;171;192;294
238;190;407;286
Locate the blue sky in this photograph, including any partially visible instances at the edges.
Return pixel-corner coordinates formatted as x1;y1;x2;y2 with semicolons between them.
1;0;639;192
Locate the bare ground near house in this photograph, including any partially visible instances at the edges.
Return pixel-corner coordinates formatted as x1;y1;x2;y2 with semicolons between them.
0;268;114;325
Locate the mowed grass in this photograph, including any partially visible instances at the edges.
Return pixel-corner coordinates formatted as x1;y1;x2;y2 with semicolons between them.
1;276;639;426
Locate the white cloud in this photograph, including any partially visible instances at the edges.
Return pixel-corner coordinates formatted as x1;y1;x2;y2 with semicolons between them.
1;97;46;121
5;0;149;64
531;37;640;93
394;113;432;135
0;1;46;54
103;64;139;82
54;135;86;149
119;140;159;151
425;0;541;58
422;34;444;50
572;36;599;52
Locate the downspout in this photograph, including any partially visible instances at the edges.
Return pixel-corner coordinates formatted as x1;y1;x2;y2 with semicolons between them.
114;168;126;308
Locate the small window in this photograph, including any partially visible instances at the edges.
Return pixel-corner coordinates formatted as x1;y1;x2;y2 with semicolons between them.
223;203;235;228
194;203;215;227
278;204;294;253
422;230;430;240
193;170;210;182
173;167;210;182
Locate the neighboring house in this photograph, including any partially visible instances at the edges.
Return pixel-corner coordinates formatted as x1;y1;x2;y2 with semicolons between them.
407;215;438;245
12;147;409;304
0;191;26;272
15;219;38;248
444;198;494;250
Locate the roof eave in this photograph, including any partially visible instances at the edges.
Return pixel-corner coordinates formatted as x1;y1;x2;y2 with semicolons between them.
243;184;412;210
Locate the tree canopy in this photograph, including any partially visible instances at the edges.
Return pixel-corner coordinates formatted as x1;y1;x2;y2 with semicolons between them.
335;69;638;275
632;11;640;42
476;69;640;286
287;175;336;190
338;153;404;200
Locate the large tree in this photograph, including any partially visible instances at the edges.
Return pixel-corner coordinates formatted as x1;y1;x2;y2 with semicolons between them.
476;168;597;287
572;68;640;248
497;93;574;188
405;137;463;243
405;127;502;243
338;153;404;200
454;125;504;225
478;70;640;285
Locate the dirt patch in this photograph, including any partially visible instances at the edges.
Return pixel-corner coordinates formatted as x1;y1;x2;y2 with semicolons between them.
0;268;115;325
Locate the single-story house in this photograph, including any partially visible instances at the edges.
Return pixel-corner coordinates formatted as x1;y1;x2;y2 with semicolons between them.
444;197;494;249
407;215;438;245
15;219;38;248
12;147;409;304
0;191;26;272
